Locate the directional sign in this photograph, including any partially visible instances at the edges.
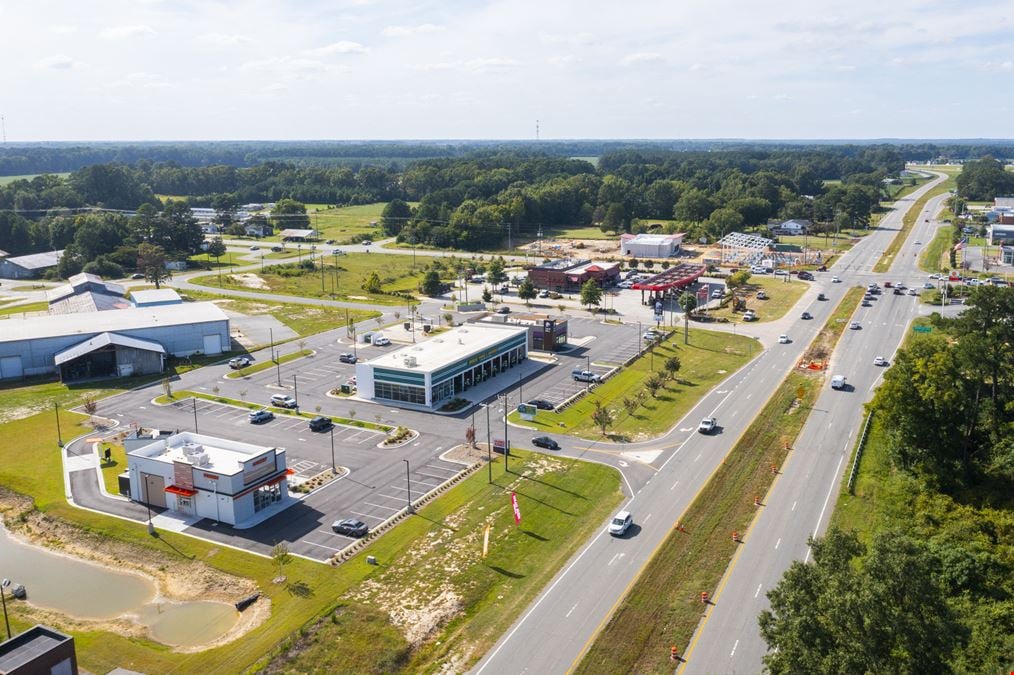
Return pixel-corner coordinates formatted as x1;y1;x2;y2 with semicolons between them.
913;325;932;333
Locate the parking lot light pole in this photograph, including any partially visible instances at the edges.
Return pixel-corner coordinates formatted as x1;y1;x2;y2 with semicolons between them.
1;578;11;639
292;375;298;409
54;402;63;447
329;425;336;473
192;397;198;433
485;404;492;483
586;356;591;391
403;459;412;512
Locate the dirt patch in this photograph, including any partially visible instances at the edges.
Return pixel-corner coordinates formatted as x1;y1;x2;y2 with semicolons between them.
229;273;270;290
0;489;268;651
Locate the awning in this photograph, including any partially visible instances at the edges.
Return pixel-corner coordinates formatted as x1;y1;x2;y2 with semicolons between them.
54;332;166;366
164;485;197;497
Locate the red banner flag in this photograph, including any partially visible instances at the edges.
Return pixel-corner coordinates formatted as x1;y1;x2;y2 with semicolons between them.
511;492;521;525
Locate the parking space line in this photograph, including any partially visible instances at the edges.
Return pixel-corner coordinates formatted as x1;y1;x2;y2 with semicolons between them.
364;501;402;511
350;511;385;521
302;540;342;552
416;470;452;480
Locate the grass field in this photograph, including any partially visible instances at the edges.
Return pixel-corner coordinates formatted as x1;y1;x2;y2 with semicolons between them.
920;225;954;274
98;442;129;494
874;169;958;274
710;275;808;323
509;329;757;441
0;172;70;185
190;252;432;306
576;370;822;674
306;203;396;243
0;300;49;316
0;408;620;674
187;251;243;268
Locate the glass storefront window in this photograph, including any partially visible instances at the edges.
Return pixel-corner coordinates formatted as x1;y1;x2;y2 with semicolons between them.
375;381;426;405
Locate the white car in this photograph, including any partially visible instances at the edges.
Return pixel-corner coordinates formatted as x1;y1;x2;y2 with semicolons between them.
849;321;861;330
711;289;724;299
874;356;888;366
928;273;940;280
372;336;391;346
608;510;633;536
778;334;790;344
698;417;717;434
831;276;841;283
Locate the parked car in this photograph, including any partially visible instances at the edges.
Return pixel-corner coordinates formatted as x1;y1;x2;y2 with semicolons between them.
538;289;550;298
756;290;768;300
884;281;893;288
496;306;511;314
831;375;847;390
339;352;357;364
798;271;814;281
331;518;369;537
130;272;145;279
643;331;659;342
923;282;934;289
229;356;252;369
271;246;283;252
849;321;861;330
874;356;888;367
330;249;345;256
248;409;274;424
532;436;560;450
249;245;260;251
800;311;812;320
774;269;789;276
572;370;602;383
778;334;790;344
527;399;554;411
893;288;904;295
372;336;391;346
698;417;717;434
608;510;633;536
711;289;724;299
750;265;768;274
742;311;757;322
270;394;297;408
908;288;919;295
309;416;333;431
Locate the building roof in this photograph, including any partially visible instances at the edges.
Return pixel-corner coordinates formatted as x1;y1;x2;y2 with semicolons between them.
279;228;316;238
631;263;707;292
620;233;684;243
130;289;182;305
46;272;125;303
567;261;620;276
718;232;773;250
2;249;64;270
54;331;166;366
48;291;131;314
988;223;1014;231
128;431;276;476
0;625;74;673
0;301;228;344
0;249;9;258
365;324;528;374
533;258;587;271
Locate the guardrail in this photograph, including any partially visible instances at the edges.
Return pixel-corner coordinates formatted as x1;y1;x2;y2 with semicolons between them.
847;410;874;494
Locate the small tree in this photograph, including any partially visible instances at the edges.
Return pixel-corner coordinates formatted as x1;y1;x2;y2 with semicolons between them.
443;312;454;327
517;278;536;306
420;269;443;296
580;279;603;315
83;397;98;422
212;385;220;397
645;373;665;398
393;311;401;322
487;256;507;285
271;542;291;582
239;389;247;399
465;425;477;447
622;395;639;416
137;242;171;289
591;402;614;436
482;287;493;304
664;356;682;382
348;409;357;421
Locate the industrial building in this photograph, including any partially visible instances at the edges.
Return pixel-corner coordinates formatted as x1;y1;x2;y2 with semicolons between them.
0;625;77;674
988;223;1014;246
527;258;620;293
620;233;685;258
128;431;289;526
356;324;529;408
0;302;230;381
47;273;129;314
129;289;183;307
0;250;64;279
481;313;568;351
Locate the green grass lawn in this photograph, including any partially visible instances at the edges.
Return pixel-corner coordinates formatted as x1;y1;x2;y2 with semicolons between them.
0;409;620;674
0;300;49;316
776;229;867;254
920;224;954;273
187;251;243;268
710;275;808;323
225;348;312;378
190;252;433;306
308;203;390;243
577;370;821;674
510;329;757;441
830;418;902;541
98;443;128;494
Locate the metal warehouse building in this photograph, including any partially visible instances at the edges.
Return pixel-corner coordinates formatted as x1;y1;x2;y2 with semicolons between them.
356;324;529;408
620;233;684;258
0;302;230;381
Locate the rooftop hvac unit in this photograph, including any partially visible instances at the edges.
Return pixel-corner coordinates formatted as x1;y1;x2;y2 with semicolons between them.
403;355;418;367
181;443;210;467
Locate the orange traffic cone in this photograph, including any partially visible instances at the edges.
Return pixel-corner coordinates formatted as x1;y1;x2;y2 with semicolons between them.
732;530;739;542
670;645;678;662
700;591;709;604
754;495;761;506
770;463;778;475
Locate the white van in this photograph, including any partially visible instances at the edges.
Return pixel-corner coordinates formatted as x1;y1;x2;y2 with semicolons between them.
831;375;847;390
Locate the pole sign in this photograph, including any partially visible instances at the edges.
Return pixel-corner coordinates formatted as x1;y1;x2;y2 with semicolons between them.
511;492;522;525
493;438;510;455
517;403;537;421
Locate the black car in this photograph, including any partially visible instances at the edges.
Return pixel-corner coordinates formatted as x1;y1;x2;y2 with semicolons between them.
798;271;814;281
532;436;560;450
332;518;369;537
339;352;357;364
527;399;554;411
309;416;333;431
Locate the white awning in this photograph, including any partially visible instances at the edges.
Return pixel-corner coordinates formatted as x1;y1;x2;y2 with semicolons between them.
54;332;166;366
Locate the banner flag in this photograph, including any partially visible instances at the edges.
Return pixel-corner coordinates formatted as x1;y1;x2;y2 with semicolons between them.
511;492;521;525
482;523;491;558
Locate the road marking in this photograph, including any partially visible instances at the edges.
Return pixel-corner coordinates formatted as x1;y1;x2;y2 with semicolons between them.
746;393;752;400
565;603;578;618
730;639;739;657
805;453;847;563
608;553;621;566
302;540;342;552
755;584;762;598
694;452;702;462
671;480;679;490
349;511;383;520
363;501;401;511
791;501;797;511
775;538;781;550
644;513;652;522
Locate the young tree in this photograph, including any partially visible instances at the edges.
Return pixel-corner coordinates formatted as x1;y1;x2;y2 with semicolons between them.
420;269;443;296
137;242;170;289
517;278;537;306
206;236;227;263
579;279;603;314
678;292;698;344
271;198;310;230
590;401;614;436
443;312;454;327
271;542;291;582
645;373;665;398
380;198;413;236
486;256;507;285
664;356;682;382
622;396;639;417
465;425;477;447
482;287;493;303
727;269;752;290
362;271;383;294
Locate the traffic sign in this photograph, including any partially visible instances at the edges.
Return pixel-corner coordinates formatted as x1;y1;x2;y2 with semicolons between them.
913;325;932;333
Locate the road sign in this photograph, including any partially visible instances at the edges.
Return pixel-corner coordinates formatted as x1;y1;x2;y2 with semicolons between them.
913;325;932;333
493;438;510;455
517;403;537;421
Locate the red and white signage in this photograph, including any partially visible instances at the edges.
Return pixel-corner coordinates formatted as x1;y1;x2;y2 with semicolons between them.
511;492;521;525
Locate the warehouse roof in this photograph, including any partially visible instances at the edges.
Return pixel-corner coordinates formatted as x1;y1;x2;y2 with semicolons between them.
2;249;64;270
54;332;166;366
365;324;528;374
130;289;182;305
0;302;228;344
46;273;125;303
620;233;684;243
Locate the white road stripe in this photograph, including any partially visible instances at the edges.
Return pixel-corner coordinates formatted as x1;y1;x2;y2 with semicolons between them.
775;538;781;549
755;584;762;598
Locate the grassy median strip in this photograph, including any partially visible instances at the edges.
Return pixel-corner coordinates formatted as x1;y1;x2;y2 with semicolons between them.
873;170;957;274
225;348;312;378
509;329;758;441
575;290;863;674
0;408;620;674
920;224;954;274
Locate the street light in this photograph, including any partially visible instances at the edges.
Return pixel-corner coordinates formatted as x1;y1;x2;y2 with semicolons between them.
0;578;11;640
192;397;198;433
402;459;412;512
329;425;336;473
54;402;63;447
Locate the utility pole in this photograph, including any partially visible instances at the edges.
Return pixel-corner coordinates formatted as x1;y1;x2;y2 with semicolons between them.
403;459;412;512
292;375;298;409
485;403;492;483
329;425;336;473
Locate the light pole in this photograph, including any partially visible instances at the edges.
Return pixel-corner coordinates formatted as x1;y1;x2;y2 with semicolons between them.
192;397;198;433
0;578;11;640
402;459;412;512
585;355;591;391
54;402;63;447
485;403;493;483
498;394;511;471
292;375;298;410
329;425;336;473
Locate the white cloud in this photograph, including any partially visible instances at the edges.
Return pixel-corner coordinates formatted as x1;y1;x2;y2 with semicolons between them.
240;57;349;79
108;72;174;89
305;41;369;56
980;60;1014;71
382;23;444;37
35;54;80;70
199;33;253;46
48;24;77;34
620;52;663;66
549;54;578;67
414;58;520;73
100;25;155;40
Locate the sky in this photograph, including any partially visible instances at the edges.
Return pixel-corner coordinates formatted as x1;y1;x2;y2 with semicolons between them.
2;0;1013;141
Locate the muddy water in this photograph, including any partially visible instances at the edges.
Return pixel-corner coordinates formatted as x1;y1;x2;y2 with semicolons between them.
0;526;237;646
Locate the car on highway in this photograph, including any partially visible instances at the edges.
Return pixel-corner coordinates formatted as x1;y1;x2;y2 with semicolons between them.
249;245;260;251
798;271;814;281
331;518;369;537
527;399;554;411
330;249;346;256
309;415;333;431
372;336;391;346
778;334;790;344
774;269;789;276
849;321;861;330
698;417;717;434
831;276;841;283
608;510;633;536
914;240;922;245
270;394;298;408
228;356;252;369
908;288;919;296
361;239;373;246
538;289;550;298
817;292;827;301
270;246;283;252
130;272;145;279
862;299;872;307
572;370;602;383
929;273;940;280
248;409;274;424
532;436;560;450
750;265;768;274
874;356;888;367
831;375;847;390
800;311;812;320
923;282;934;289
339;352;357;364
884;281;893;288
893;288;904;295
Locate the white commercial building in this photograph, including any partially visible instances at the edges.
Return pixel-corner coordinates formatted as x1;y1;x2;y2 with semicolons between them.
620;233;685;258
356;324;529;408
128;432;288;527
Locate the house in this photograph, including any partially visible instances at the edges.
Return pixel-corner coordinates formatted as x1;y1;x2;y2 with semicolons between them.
200;223;222;234
768;219;811;235
244;222;273;237
0;250;64;279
